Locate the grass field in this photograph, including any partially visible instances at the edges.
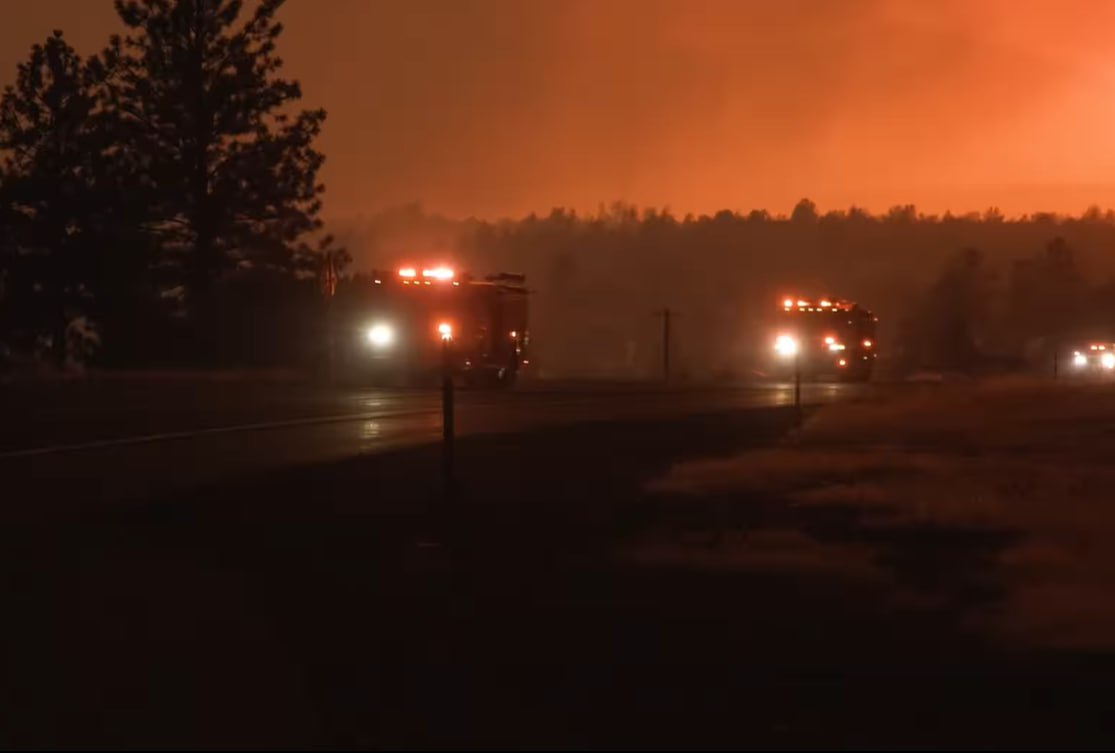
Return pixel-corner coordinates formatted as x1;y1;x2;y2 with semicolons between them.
646;378;1115;650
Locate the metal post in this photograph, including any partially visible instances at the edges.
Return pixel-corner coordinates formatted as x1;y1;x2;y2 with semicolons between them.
1053;340;1059;381
441;337;455;503
326;297;335;387
322;254;338;387
794;349;802;422
662;307;671;381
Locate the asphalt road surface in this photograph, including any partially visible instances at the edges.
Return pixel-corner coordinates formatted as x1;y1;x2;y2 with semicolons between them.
2;379;880;510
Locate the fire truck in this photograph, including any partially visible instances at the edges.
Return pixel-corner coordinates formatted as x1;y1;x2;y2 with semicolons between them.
1069;342;1115;374
769;296;877;382
339;264;531;387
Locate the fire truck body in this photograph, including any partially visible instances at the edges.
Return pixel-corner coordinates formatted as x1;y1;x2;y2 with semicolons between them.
770;297;877;381
344;265;530;387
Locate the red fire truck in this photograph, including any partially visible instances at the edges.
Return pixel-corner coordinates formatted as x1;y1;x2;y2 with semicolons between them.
339;264;531;387
769;296;878;382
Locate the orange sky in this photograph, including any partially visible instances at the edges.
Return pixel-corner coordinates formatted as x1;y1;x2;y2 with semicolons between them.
5;0;1115;219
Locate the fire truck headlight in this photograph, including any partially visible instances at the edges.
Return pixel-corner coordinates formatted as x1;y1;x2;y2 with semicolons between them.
1073;352;1088;368
366;323;395;348
1101;352;1115;370
774;335;798;357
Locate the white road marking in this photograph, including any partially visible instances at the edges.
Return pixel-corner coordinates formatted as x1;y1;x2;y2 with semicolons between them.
0;408;437;459
0;383;852;460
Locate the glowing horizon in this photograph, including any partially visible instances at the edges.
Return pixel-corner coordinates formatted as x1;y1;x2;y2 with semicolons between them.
6;0;1115;220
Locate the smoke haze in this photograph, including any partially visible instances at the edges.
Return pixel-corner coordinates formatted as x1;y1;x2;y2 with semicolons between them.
7;1;1115;220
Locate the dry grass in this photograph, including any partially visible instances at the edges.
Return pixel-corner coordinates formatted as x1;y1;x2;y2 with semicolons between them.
642;379;1115;650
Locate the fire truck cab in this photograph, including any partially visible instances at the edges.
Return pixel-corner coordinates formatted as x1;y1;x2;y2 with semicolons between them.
769;297;877;382
341;265;531;387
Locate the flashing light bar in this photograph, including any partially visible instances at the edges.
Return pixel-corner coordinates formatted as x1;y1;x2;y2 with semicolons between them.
783;296;852;311
422;266;455;281
398;265;457;283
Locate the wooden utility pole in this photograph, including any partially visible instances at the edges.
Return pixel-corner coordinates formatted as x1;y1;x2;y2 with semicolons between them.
653;308;678;381
321;254;338;386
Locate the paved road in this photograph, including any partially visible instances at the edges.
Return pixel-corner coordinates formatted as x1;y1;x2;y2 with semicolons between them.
2;379;882;509
17;378;1052;750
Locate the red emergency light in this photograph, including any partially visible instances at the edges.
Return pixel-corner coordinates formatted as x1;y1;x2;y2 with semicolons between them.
783;296;853;312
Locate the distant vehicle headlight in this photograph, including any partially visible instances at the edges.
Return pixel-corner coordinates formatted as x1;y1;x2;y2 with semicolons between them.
1101;352;1115;370
1073;352;1088;368
774;334;798;357
366;323;395;348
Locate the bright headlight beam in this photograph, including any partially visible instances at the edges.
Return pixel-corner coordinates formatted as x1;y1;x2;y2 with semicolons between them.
366;323;394;347
1074;352;1088;368
774;334;798;357
1101;352;1115;370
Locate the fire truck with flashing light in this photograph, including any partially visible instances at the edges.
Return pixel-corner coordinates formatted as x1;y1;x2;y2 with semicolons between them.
769;296;878;382
338;264;531;387
1069;342;1115;374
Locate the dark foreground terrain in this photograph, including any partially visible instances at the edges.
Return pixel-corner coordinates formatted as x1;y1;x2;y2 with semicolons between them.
4;399;1115;748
